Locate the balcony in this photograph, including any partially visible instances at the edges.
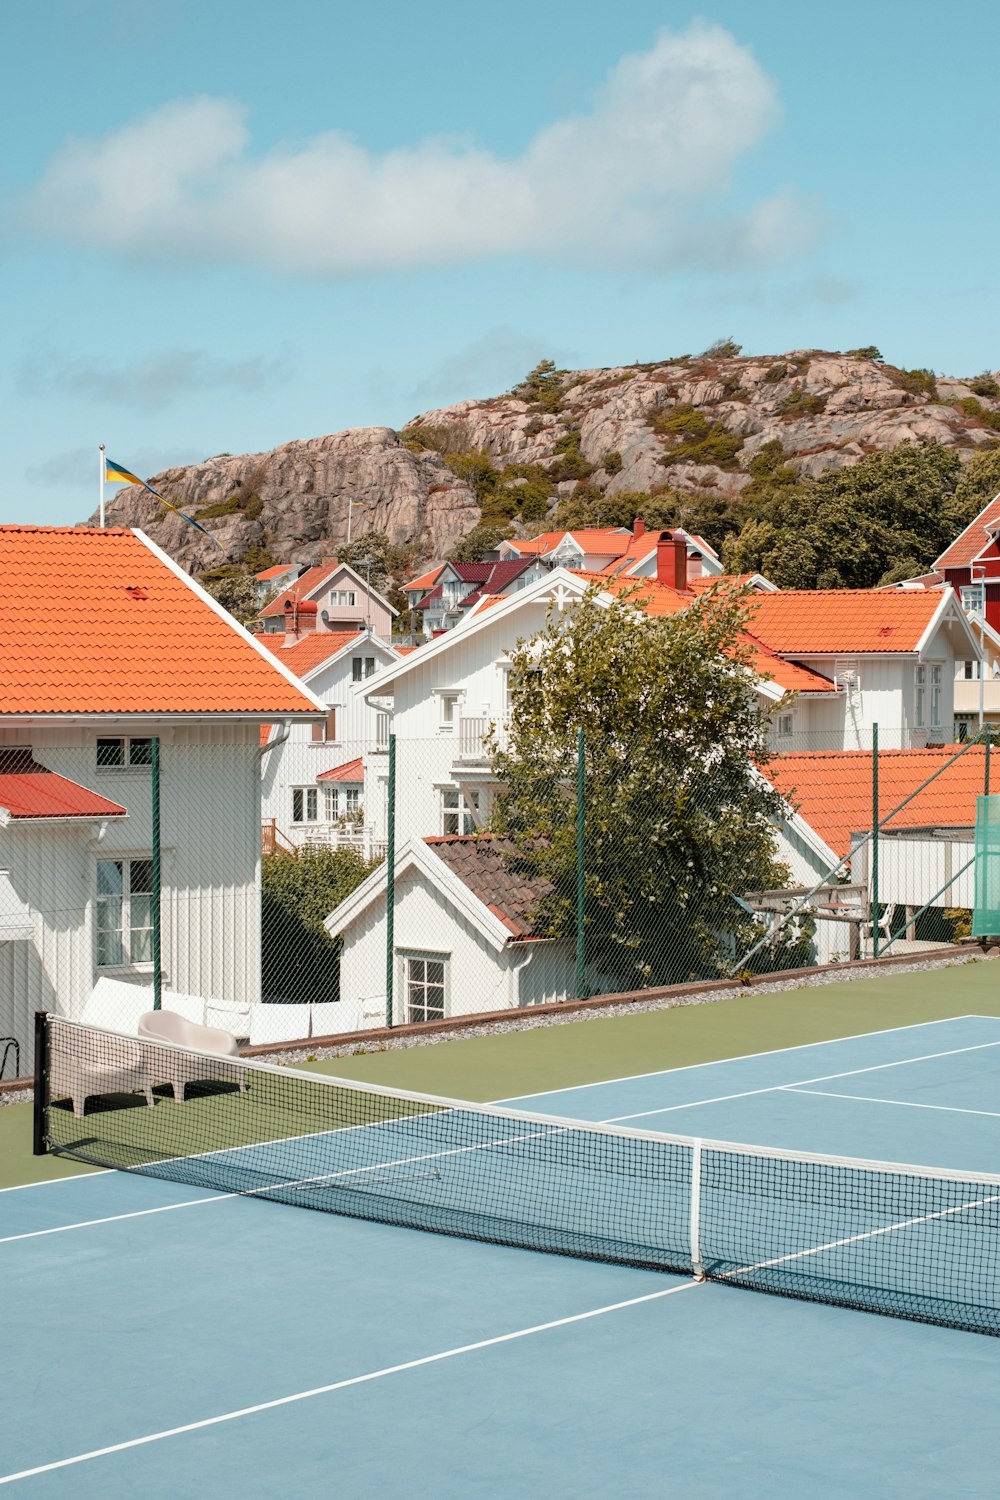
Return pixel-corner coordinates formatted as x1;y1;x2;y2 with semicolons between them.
455;716;506;764
263;819;387;862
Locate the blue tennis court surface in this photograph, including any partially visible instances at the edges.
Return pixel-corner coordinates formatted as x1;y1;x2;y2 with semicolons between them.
4;1014;1000;1497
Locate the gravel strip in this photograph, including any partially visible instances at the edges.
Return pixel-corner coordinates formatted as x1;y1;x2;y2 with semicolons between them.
3;949;994;1101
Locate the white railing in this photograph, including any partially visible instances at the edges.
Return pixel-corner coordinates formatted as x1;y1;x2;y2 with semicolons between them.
296;824;388;860
456;716;505;763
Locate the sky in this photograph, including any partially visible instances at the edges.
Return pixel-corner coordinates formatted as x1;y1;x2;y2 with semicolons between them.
2;0;999;526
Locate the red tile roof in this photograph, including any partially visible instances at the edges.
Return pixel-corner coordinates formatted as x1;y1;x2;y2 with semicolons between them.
255;630;365;677
762;748;990;856
745;590;942;654
317;757;364;783
404;565;445;594
255;564;297;581
0;527;321;717
506;529;632;558
935;493;1000;570
426;834;552;938
0;748;127;820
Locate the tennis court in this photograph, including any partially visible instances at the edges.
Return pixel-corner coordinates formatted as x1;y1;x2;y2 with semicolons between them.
5;978;1000;1495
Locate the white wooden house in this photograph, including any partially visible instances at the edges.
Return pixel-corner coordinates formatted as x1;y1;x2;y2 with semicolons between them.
0;525;325;1071
258;626;398;852
324;835;582;1030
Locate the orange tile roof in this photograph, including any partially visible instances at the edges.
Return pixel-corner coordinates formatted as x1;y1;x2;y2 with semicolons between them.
255;630;366;677
258;563;341;618
507;529;632;557
0;526;321;717
403;566;444;594
935;493;1000;570
746;590;941;654
317;756;363;783
762;748;990;856
255;564;297;581
598;531;670;575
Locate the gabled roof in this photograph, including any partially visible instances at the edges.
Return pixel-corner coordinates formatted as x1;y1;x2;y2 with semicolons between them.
502;528;632;558
0;748;127;821
458;560;535;608
259;559;397;620
403;565;445;595
255;564;298;582
745;590;952;654
934;492;1000;571
317;756;363;783
0;527;325;717
599;528;721;578
255;630;371;677
761;748;989;858
424;835;551;937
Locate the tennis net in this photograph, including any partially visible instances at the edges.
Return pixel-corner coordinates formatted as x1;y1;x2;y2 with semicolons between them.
35;1015;1000;1337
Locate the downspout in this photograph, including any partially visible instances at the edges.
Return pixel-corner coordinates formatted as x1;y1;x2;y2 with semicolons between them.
507;941;536;1009
258;720;292;760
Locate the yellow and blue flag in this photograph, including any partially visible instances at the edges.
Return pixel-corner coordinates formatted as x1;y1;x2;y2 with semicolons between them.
104;458;144;486
104;456;223;552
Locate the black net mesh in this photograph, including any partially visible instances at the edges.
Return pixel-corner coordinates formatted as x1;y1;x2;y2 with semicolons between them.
39;1017;1000;1336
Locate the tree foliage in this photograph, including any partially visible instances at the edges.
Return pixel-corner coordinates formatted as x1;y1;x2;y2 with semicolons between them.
488;586;810;988
261;847;379;1003
338;531;412;595
201;570;263;626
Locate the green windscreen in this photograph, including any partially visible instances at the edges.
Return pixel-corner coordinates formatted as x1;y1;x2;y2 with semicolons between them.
973;795;1000;937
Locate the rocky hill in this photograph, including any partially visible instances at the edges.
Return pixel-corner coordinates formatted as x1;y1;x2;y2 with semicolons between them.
92;345;1000;577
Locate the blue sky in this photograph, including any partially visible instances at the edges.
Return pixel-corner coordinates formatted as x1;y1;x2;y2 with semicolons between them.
3;0;999;526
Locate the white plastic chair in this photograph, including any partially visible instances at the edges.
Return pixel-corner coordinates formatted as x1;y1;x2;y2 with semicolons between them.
50;1031;155;1118
138;1010;245;1102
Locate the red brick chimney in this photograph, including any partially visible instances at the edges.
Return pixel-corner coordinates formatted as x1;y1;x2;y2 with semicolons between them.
633;517;645;537
656;533;689;590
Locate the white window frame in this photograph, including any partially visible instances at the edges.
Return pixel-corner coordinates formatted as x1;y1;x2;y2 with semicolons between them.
436;690;462;732
96;855;155;970
400;950;448;1024
96;736;154;771
914;664;926;728
930;662;943;729
439;786;479;835
311;709;338;744
961;584;985;617
777;711;795;739
292;786;319;824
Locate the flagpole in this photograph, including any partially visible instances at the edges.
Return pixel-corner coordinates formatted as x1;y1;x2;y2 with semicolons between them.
347;495;353;547
99;445;106;528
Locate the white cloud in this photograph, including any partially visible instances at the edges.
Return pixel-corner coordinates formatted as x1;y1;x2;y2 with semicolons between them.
412;328;575;403
18;348;288;409
23;25;819;276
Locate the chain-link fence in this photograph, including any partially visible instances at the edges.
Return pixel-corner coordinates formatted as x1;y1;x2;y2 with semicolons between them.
3;722;998;1079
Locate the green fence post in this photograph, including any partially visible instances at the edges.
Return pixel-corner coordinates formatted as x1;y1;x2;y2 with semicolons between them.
576;725;586;999
386;732;395;1028
986;727;992;797
151;735;162;1010
871;723;879;959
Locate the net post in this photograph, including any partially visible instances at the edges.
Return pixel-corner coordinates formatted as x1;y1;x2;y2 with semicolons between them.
690;1138;705;1280
32;1011;50;1155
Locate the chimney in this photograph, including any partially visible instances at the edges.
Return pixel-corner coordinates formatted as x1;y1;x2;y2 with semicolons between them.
656;533;689;591
633;517;645;537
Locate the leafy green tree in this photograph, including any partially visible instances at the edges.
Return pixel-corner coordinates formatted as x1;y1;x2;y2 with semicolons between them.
512;359;565;413
261;847;379;1002
952;448;1000;524
338;532;413;594
201;570;263;626
449;520;516;563
488;585;808;988
726;442;964;588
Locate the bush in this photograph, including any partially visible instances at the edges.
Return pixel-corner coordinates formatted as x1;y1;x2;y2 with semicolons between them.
652;405;743;467
261;847;378;1003
777;386;828;417
699;337;742;359
969;373;1000;399
952;397;1000;433
847;346;882;361
763;362;787;383
893;367;939;401
603;450;623;474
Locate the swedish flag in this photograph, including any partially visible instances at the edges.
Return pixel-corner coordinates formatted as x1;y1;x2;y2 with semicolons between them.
105;458;143;485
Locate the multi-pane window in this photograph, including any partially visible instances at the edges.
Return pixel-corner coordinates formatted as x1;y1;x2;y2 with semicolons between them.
292;787;319;823
914;665;926;727
97;737;153;768
439;692;460;731
96;858;154;968
930;663;943;728
352;656;377;682
345;788;361;817
777;712;794;739
331;590;357;607
311;711;338;743
440;787;479;835
961;584;985;617
404;954;447;1023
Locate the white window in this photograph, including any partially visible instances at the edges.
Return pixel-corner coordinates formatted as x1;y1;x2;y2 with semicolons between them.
352;656;377;682
914;665;926;727
403;953;447;1023
777;712;794;739
96;857;154;968
930;663;943;728
292;787;319;823
439;692;461;731
440;787;479;835
97;737;153;769
345;788;361;817
961;584;985;616
332;590;356;608
311;710;338;743
323;785;339;822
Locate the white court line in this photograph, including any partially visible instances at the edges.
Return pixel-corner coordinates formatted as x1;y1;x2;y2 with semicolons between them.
0;1194;236;1244
783;1087;1000;1121
502;1013;991;1104
0;1171;109;1195
0;1279;701;1487
602;1038;1000;1124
